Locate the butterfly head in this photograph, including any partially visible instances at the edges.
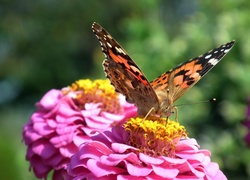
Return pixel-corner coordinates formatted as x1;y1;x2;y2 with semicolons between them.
149;88;174;118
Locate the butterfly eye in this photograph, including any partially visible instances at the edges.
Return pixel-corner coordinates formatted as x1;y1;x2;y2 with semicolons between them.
164;107;175;119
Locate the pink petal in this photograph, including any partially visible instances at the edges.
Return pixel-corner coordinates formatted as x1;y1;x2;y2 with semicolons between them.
23;128;42;145
59;143;78;157
87;159;125;177
30;156;51;178
112;143;138;153
102;112;125;121
100;153;139;166
152;165;179;178
139;153;164;165
38;89;62;110
210;169;227;180
33;122;54;136
125;161;152;176
32;140;57;159
117;175;145;180
205;162;219;177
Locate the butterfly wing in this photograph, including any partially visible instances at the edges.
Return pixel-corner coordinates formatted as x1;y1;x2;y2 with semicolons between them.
92;22;159;116
151;40;235;103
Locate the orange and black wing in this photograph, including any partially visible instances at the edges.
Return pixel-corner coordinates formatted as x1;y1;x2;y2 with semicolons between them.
151;40;235;102
92;22;159;116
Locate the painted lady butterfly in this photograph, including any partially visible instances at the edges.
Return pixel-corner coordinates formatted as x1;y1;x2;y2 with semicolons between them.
92;22;235;118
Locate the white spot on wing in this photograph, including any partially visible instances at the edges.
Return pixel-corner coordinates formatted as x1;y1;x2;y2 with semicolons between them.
115;47;126;55
107;35;112;39
205;54;212;59
130;65;140;74
107;42;112;48
208;58;219;65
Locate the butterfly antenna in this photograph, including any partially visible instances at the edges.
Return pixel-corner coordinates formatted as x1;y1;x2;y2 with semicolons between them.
175;98;216;107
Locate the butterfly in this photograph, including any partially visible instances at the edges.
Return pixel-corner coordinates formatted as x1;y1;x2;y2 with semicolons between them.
92;22;235;118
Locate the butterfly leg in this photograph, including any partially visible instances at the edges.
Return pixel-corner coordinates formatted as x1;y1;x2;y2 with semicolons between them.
173;107;178;122
143;107;156;120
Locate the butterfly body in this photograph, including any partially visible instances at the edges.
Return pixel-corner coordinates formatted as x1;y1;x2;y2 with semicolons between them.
92;22;235;118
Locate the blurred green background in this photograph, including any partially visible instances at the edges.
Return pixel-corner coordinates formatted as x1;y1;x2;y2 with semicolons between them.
1;0;250;179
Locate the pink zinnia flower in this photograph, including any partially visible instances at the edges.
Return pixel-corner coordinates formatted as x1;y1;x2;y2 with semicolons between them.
67;117;227;180
22;79;137;179
243;98;250;146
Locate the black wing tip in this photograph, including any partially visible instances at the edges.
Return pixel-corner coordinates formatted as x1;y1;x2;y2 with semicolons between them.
92;22;102;33
225;40;235;48
92;22;99;27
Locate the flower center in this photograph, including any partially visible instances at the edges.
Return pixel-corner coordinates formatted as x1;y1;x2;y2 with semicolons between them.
63;79;122;113
124;117;187;157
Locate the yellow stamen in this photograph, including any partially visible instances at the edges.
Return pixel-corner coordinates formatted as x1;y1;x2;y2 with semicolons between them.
63;79;122;113
124;117;187;157
67;79;116;97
